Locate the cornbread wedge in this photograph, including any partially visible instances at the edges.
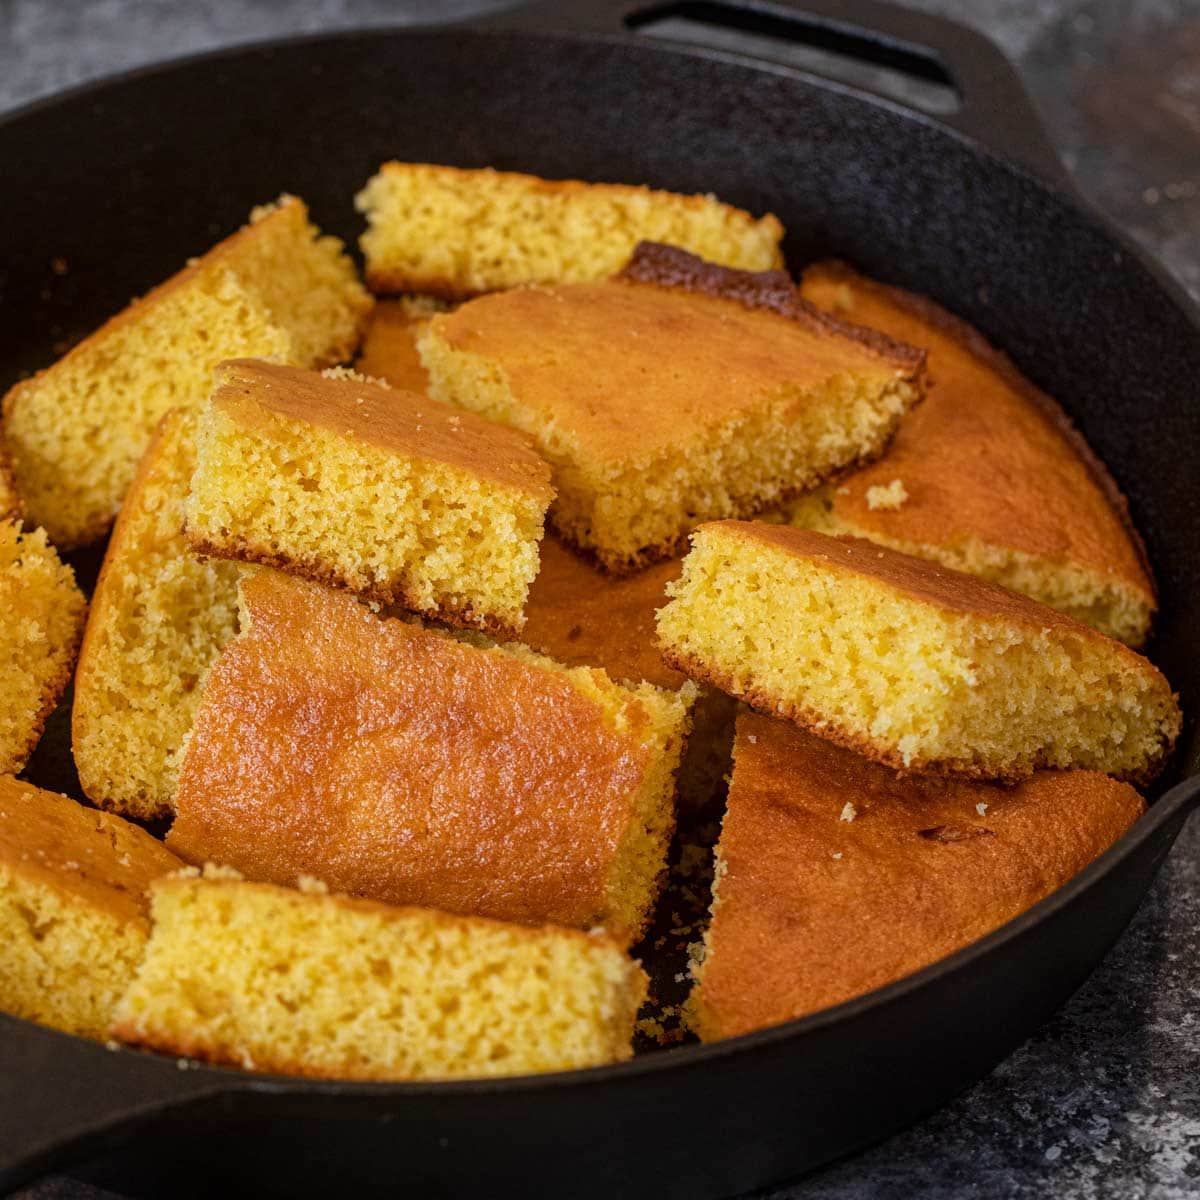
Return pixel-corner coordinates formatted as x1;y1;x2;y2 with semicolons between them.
524;535;735;806
167;570;692;943
185;360;555;635
73;410;241;821
789;261;1156;646
688;713;1145;1040
420;243;924;573
0;775;183;1040
0;520;86;774
111;870;647;1080
3;196;372;547
657;522;1180;783
355;296;448;392
355;162;784;297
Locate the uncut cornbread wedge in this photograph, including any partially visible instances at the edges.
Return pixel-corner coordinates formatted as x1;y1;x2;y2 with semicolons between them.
73;410;241;821
167;570;691;943
0;520;86;774
3;196;372;547
688;713;1145;1040
355;162;784;297
0;775;183;1040
657;522;1181;783
524;535;735;806
185;360;554;635
787;261;1155;646
111;871;647;1080
420;243;924;573
355;296;449;392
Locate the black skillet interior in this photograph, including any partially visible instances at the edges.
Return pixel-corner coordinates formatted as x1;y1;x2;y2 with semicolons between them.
1;2;1198;1197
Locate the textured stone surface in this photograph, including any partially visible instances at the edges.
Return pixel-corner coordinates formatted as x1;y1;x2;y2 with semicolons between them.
3;1;1198;1197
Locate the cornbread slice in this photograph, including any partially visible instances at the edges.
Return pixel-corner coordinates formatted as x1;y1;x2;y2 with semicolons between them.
788;261;1156;646
420;243;924;572
689;713;1145;1040
0;520;86;774
355;162;785;297
355;296;449;392
185;359;555;635
167;570;692;943
524;535;735;806
73;409;241;821
0;775;183;1040
112;871;647;1080
3;196;372;547
657;522;1181;783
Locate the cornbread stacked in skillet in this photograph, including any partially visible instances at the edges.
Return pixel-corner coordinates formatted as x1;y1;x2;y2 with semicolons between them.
2;196;371;548
787;262;1156;646
688;713;1145;1040
657;522;1180;783
184;360;554;635
167;570;691;944
113;870;647;1079
73;409;241;820
0;520;86;775
0;776;182;1040
420;243;924;572
356;162;785;296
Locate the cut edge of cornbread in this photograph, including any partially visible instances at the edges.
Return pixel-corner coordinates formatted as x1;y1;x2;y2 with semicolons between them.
111;869;649;1080
0;520;87;775
73;409;242;821
657;523;1181;784
355;162;785;297
0;776;183;1040
2;195;372;548
788;486;1153;646
184;362;555;636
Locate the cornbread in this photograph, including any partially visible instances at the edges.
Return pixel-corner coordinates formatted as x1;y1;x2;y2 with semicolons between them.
657;522;1181;783
3;196;372;547
0;520;86;774
185;359;555;635
112;870;646;1079
355;296;448;392
0;775;183;1040
73;410;241;820
420;243;924;572
688;713;1145;1039
524;534;735;805
167;570;691;943
0;437;22;522
355;162;785;297
789;261;1156;646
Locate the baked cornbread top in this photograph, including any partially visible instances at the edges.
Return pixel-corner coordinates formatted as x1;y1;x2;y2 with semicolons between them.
168;570;663;930
523;536;686;691
0;775;182;931
696;713;1144;1036
709;520;1155;647
211;359;553;502
799;261;1154;607
421;253;923;468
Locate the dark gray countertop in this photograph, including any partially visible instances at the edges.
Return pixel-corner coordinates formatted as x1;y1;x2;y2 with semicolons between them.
3;1;1198;1196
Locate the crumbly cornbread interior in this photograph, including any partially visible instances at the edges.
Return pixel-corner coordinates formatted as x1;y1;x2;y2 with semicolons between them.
73;409;241;820
355;162;784;295
657;524;1179;782
112;873;647;1079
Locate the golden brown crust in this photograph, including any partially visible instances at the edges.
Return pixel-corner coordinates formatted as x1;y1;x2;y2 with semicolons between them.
167;571;662;941
799;261;1155;616
692;713;1145;1040
212;359;554;503
0;776;183;930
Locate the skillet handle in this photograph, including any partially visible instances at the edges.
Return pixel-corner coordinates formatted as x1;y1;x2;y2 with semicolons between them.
0;1016;228;1193
484;0;1076;194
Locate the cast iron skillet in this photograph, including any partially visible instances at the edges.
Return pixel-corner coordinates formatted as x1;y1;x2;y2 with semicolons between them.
1;1;1197;1196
